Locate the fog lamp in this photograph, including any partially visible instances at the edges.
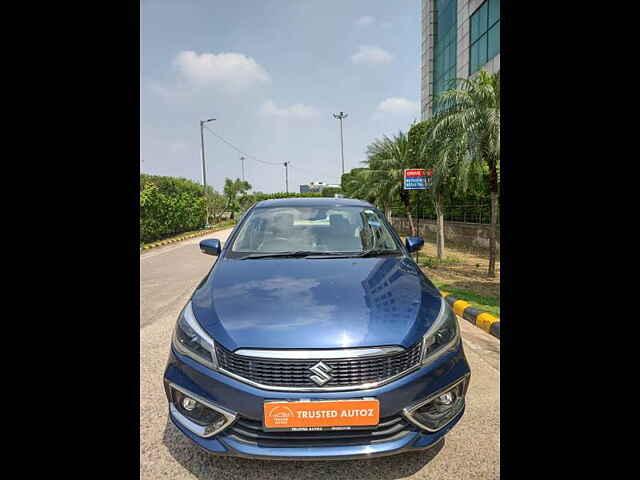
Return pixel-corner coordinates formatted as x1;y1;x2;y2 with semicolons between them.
437;391;454;406
172;388;224;426
404;376;469;431
182;397;197;411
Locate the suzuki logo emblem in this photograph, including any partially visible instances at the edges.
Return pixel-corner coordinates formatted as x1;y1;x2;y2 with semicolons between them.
309;361;333;386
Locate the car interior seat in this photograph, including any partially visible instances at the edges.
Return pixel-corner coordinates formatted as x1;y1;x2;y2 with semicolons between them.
258;213;294;251
327;214;362;251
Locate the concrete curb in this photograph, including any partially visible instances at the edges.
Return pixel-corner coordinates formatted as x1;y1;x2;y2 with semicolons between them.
140;225;233;253
439;290;500;340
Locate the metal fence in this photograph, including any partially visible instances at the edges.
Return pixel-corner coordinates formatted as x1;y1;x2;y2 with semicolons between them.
413;204;498;225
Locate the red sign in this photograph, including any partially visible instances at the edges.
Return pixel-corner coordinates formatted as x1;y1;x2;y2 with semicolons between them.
404;169;425;178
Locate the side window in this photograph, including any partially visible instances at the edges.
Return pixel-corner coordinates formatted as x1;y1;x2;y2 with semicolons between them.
362;210;397;250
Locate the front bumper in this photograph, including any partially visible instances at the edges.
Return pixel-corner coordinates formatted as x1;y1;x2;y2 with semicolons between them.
163;342;471;460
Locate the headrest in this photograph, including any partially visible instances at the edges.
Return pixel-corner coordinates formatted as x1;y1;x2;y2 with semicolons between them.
273;213;293;230
330;215;352;233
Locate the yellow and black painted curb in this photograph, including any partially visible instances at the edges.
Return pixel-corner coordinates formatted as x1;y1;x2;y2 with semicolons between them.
439;290;500;340
140;227;230;253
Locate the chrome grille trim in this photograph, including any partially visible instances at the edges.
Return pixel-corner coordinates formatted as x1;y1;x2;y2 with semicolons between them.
233;346;405;359
215;342;423;392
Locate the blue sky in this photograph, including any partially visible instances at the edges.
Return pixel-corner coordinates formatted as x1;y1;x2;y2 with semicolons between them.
141;0;421;193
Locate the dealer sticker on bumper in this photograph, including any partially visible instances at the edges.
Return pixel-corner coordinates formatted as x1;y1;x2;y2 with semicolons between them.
263;398;380;430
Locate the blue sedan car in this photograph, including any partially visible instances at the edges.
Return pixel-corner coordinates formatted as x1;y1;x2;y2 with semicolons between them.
163;197;471;460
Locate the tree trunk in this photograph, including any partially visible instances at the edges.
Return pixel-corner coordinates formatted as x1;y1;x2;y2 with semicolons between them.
400;191;416;236
487;159;499;278
435;192;445;259
488;191;498;277
406;210;416;237
385;205;392;221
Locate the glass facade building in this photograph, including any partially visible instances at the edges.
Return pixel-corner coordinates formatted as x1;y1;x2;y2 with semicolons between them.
469;0;500;74
432;0;458;114
421;0;500;120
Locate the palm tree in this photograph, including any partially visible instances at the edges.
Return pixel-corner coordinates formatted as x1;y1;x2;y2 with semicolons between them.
431;71;500;277
365;131;417;235
411;119;461;260
344;169;395;220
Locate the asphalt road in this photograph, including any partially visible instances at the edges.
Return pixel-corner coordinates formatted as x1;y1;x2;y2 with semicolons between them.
140;228;500;479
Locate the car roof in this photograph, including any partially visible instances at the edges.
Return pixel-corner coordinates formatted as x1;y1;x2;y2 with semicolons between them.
254;197;374;208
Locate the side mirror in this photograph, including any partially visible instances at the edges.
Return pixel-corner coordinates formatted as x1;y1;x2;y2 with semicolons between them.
405;236;424;253
200;239;221;256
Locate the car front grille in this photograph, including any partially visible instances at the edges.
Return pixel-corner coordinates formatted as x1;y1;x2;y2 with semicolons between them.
214;341;423;389
225;415;414;447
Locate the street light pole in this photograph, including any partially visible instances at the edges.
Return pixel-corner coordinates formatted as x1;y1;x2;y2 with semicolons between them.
240;156;245;182
200;117;216;227
333;112;348;177
283;162;289;193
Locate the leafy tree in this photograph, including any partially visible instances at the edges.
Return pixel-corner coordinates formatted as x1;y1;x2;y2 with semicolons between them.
205;186;227;224
140;173;203;197
223;178;252;219
340;168;369;200
432;71;500;276
247;191;322;202
322;187;342;198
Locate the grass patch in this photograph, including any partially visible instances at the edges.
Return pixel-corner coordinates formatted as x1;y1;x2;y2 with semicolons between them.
416;254;462;268
432;280;500;317
398;235;500;316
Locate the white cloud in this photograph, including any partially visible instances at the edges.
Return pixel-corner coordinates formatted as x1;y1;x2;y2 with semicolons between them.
355;16;375;27
375;97;419;115
172;50;270;90
260;99;318;119
350;45;393;65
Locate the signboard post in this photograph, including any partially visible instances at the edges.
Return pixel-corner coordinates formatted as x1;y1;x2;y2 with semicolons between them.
403;169;433;262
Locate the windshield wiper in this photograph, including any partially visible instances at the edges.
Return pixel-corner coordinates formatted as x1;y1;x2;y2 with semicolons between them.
239;249;400;260
240;251;329;260
354;249;401;258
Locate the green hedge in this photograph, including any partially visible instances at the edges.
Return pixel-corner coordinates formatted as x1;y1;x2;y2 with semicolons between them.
250;192;323;202
140;180;206;243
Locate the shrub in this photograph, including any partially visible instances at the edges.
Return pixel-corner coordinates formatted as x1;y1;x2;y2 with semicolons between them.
140;180;206;243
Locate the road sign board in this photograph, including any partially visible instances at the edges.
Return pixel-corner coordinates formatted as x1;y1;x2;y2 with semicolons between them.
404;168;432;189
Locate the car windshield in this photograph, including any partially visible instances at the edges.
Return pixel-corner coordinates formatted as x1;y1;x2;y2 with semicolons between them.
229;206;400;256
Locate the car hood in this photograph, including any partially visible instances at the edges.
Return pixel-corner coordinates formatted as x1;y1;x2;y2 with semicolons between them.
191;256;442;351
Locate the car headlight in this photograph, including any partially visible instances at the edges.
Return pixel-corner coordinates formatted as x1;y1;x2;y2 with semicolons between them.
172;301;218;370
421;298;460;366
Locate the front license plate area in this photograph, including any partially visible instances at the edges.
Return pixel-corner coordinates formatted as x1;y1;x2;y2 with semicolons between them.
263;398;380;431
